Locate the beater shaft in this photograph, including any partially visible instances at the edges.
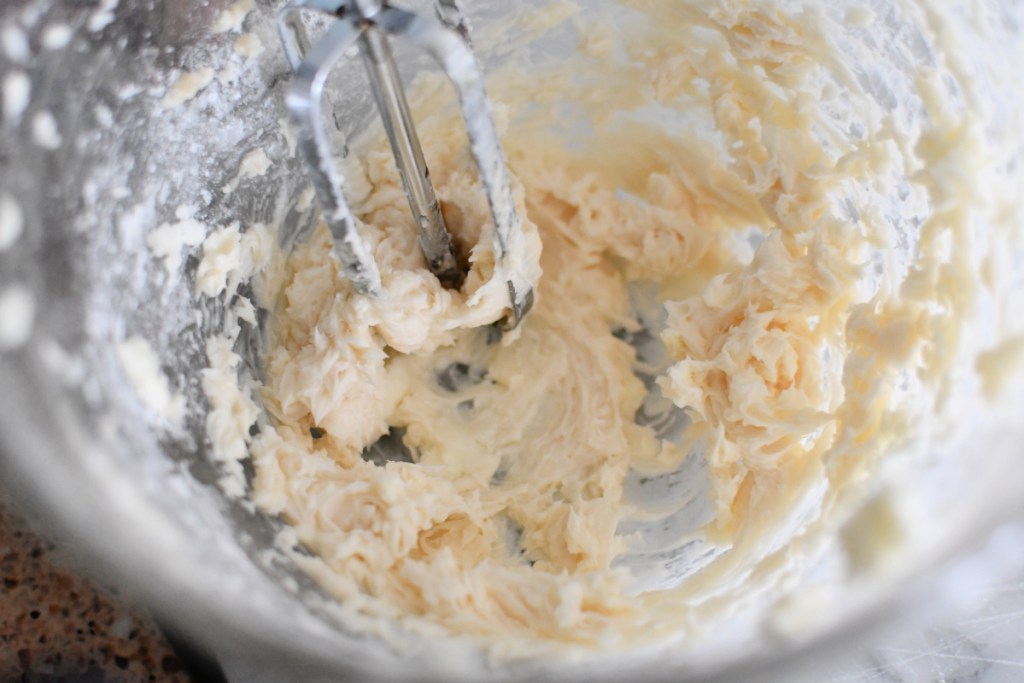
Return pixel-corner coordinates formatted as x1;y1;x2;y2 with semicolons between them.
358;23;462;288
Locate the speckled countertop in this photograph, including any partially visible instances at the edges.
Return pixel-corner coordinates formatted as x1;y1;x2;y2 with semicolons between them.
0;496;193;682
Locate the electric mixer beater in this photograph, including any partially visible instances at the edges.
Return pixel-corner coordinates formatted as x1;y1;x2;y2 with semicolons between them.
277;0;534;328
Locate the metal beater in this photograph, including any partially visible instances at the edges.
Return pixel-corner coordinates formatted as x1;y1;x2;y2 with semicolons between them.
277;0;533;327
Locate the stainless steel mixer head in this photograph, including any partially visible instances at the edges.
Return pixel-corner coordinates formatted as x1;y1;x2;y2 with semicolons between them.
278;0;534;327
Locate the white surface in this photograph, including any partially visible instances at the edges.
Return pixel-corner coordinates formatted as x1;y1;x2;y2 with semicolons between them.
819;574;1024;682
217;515;1024;682
219;566;1024;682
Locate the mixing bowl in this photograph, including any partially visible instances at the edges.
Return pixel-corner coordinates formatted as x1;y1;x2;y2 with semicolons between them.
2;0;1023;680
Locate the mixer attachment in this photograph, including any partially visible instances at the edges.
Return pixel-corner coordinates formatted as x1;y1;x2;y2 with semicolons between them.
278;0;533;327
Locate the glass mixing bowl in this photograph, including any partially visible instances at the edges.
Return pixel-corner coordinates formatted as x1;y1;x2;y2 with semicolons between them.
1;0;1023;680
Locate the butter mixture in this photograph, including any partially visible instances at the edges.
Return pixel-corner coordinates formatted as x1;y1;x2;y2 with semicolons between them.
209;0;1024;658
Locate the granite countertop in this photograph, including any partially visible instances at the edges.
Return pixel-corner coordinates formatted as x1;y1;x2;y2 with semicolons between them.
0;497;194;682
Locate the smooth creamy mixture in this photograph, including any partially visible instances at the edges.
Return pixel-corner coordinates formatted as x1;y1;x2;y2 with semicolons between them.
202;0;1023;659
